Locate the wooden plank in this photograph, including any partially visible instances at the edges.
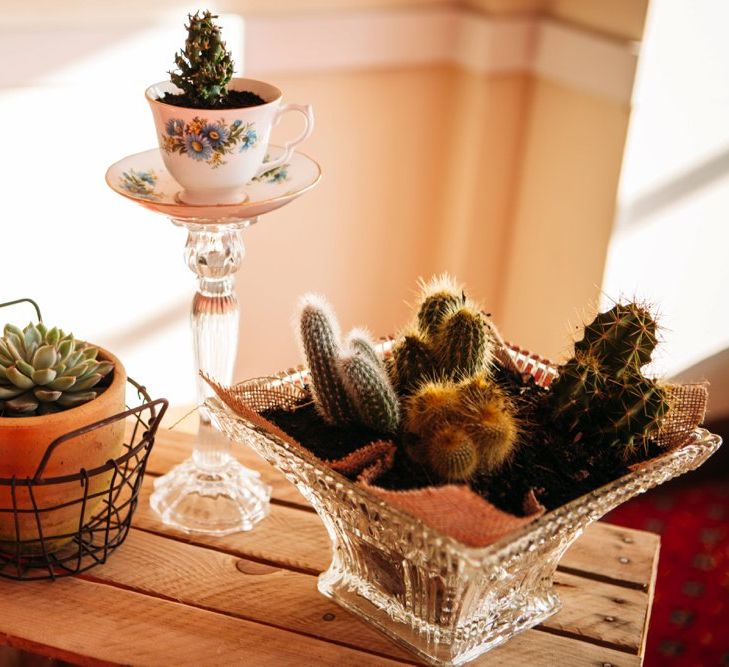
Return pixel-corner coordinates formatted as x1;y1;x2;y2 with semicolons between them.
129;499;651;656
134;476;331;574
550;572;649;654
475;627;641;666
136;472;660;592
0;577;406;667
562;522;661;591
83;528;414;662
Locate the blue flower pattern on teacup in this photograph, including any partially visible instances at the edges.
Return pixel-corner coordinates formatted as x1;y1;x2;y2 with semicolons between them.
161;116;258;168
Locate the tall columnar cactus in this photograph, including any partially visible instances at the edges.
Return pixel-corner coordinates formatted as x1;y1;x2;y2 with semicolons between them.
403;375;518;482
297;295;400;432
389;275;495;395
0;322;114;416
170;11;234;107
298;296;355;425
339;353;400;433
416;276;465;337
545;303;670;456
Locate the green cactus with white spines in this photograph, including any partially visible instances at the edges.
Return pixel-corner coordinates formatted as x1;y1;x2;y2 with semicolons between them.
344;328;381;368
416;276;464;337
432;302;490;379
545;303;670;456
0;322;114;416
389;275;495;394
339;352;400;433
298;295;356;425
388;331;435;396
297;295;400;432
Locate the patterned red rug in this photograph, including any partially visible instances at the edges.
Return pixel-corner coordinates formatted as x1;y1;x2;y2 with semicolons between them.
606;481;729;666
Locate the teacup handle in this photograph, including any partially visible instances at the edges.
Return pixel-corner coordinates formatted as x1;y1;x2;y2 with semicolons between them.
255;103;314;177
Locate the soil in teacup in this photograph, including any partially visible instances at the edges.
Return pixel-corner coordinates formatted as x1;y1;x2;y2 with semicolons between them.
160;90;265;110
262;367;661;518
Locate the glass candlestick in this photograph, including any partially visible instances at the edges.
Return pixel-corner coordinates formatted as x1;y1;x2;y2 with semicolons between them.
150;219;271;534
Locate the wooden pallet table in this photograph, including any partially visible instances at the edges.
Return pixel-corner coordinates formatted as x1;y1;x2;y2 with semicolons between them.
0;415;660;666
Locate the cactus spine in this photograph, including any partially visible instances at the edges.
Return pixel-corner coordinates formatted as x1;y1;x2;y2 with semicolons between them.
545;303;670;455
404;375;518;482
297;295;400;432
389;275;495;395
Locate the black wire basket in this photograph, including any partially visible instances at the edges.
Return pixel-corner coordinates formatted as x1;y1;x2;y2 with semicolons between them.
0;298;168;580
0;378;166;580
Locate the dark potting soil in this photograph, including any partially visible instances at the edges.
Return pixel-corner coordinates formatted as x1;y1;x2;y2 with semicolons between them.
261;369;662;518
261;399;389;462
160;90;265;110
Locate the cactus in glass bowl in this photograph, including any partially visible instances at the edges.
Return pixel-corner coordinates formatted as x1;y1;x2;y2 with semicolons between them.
169;10;234;108
297;295;400;433
544;303;671;457
389;275;496;395
404;375;519;482
0;322;114;417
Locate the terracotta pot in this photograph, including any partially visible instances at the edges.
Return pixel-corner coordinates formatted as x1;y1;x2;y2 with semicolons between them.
0;348;127;554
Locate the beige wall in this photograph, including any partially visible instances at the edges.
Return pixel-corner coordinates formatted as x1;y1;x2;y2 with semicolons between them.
499;78;631;359
240;0;648;374
236;65;455;378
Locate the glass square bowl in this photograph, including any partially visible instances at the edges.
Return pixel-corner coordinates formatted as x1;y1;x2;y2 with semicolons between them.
206;349;721;666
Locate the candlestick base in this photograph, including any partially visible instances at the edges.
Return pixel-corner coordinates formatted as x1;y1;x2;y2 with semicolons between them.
150;456;271;535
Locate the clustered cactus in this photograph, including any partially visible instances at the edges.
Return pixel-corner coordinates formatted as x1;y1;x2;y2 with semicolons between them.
389;275;495;395
386;276;519;482
170;11;234;108
0;323;114;416
298;296;399;433
544;303;670;456
405;375;518;481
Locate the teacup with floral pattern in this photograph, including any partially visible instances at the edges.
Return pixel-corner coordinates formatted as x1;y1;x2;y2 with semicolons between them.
146;78;314;205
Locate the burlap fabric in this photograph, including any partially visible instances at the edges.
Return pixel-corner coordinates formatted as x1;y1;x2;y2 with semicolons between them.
204;364;708;548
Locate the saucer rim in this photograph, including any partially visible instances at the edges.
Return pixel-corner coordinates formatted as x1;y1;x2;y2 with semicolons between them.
105;144;322;211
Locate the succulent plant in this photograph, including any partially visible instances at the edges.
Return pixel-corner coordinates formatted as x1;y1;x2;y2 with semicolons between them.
297;295;400;432
404;375;518;482
389;275;495;394
0;323;114;416
544;303;670;456
170;11;234;107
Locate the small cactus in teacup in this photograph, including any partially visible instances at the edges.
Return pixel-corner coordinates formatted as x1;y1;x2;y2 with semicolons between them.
297;296;400;433
170;10;234;107
0;323;114;416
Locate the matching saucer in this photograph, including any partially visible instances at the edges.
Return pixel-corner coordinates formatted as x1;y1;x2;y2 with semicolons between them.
106;145;321;222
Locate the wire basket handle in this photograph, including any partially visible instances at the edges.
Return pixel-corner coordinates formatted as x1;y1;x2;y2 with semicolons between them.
32;396;168;481
0;298;43;323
